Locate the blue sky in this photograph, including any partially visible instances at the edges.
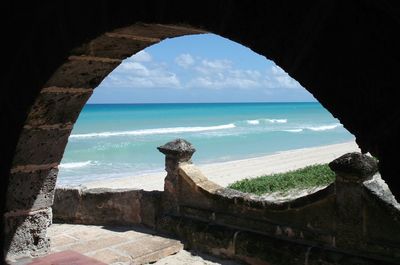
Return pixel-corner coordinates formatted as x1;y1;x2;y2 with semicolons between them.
88;33;316;103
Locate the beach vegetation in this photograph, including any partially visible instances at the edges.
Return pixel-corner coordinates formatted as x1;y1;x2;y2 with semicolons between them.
228;164;335;195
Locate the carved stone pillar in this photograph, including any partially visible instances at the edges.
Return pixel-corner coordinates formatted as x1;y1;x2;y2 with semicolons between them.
157;139;196;215
329;152;378;249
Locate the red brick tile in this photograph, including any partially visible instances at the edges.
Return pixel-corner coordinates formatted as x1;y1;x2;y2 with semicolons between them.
28;250;106;265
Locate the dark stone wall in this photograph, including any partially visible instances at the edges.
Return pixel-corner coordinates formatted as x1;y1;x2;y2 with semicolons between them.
2;0;400;262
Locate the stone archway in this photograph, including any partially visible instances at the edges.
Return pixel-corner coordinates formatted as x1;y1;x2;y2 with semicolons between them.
4;23;207;260
3;1;400;261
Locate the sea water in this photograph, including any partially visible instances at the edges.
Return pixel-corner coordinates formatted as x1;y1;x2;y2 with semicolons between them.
58;102;354;186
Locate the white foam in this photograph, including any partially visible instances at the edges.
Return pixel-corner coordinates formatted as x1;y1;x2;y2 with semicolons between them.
307;123;342;131
59;161;93;169
265;119;287;123
283;129;303;133
247;120;260;125
70;123;236;139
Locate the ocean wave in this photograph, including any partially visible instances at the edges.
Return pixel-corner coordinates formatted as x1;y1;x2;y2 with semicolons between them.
70;123;236;139
246;120;260;125
265;119;287;123
307;123;342;131
59;161;94;169
283;129;303;133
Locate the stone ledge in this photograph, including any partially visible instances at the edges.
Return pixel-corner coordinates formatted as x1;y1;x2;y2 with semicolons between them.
53;187;162;228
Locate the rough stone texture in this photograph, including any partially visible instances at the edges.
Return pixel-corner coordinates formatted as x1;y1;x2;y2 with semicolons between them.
53;188;162;228
71;34;157;60
140;190;163;229
44;58;120;89
158;139;197;218
157;138;196;162
329;152;378;181
112;23;206;39
162;216;397;265
52;188;82;223
362;175;400;261
12;127;71;166
25;90;93;127
78;188;142;225
6;168;58;211
4;208;52;262
71;23;204;61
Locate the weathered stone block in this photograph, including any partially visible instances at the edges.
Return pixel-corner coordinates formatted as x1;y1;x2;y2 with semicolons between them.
52;188;81;223
6;168;58;211
78;188;142;225
71;35;153;60
53;188;164;227
45;59;120;88
363;188;400;260
335;182;365;249
173;217;236;257
5;208;52;261
25;90;92;126
12;128;71;166
235;231;308;265
140;190;162;228
112;23;204;39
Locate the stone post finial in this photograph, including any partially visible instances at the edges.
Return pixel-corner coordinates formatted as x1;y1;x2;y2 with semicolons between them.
329;152;378;183
157;138;196;163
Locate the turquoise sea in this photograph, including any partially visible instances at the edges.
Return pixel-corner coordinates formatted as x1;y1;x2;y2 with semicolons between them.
58;103;354;186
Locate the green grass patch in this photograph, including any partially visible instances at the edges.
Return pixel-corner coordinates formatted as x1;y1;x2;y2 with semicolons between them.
228;164;335;195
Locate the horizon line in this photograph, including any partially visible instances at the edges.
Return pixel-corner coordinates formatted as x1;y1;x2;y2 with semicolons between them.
86;101;319;105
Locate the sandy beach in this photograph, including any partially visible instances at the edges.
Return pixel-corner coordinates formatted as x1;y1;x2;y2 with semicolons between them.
83;141;360;191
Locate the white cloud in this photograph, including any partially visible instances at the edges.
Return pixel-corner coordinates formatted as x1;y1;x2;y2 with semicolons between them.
103;60;181;89
264;66;301;89
175;53;195;68
188;69;262;90
131;50;152;62
195;59;232;75
102;52;301;93
184;57;301;90
119;62;150;76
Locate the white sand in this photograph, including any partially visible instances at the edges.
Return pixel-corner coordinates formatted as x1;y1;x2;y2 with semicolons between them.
83;141;360;191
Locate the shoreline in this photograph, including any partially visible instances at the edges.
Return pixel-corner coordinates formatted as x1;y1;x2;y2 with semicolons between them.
81;141;360;191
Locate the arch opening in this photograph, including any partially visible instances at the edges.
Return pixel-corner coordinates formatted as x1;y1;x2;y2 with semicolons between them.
47;29;360;263
56;32;356;192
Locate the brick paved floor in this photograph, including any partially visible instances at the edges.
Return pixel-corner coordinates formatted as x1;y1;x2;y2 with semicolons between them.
46;223;183;265
12;223;242;265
